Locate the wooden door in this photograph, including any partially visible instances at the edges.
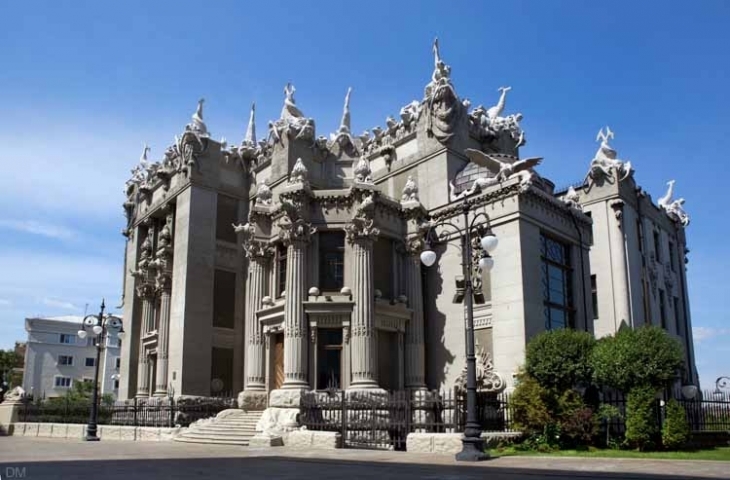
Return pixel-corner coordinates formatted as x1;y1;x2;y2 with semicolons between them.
273;333;284;390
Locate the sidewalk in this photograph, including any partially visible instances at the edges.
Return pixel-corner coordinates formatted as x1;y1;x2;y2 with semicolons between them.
0;437;728;479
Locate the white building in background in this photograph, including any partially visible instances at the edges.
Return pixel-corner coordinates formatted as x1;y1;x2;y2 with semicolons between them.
22;316;122;399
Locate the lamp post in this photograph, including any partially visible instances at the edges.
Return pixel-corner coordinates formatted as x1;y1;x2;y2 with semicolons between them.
77;299;125;441
420;201;497;462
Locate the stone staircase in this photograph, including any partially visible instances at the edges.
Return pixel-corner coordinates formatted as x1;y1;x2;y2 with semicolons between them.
174;409;263;446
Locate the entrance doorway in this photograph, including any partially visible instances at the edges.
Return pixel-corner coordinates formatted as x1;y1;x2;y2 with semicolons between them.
272;333;284;390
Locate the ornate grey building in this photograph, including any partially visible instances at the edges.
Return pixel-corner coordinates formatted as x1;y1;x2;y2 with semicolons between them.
117;40;698;409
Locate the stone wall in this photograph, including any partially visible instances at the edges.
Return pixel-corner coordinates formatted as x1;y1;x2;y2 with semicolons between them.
406;431;522;454
10;422;181;441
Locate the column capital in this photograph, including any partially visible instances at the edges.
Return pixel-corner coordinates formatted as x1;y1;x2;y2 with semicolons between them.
344;216;380;244
278;217;316;246
403;236;425;257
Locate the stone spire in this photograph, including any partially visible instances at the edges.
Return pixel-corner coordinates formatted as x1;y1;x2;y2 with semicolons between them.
339;87;352;134
188;98;210;137
244;102;256;146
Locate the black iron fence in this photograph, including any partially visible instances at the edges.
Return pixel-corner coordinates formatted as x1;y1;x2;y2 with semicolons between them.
300;389;514;450
18;396;236;428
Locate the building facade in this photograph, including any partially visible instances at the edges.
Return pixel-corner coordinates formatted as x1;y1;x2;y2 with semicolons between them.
117;40;697;407
22;316;121;399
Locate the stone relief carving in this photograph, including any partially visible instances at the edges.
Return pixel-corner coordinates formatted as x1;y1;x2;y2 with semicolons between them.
584;127;632;185
344;192;380;243
353;156;373;184
664;263;675;293
287;158;309;186
454;339;505;393
467;87;525;147
562;185;581;209
187;98;210;138
153;214;174;292
423;38;464;144
658;180;690;227
401;175;419;203
450;149;543;201
268;83;317;145
255;181;273;206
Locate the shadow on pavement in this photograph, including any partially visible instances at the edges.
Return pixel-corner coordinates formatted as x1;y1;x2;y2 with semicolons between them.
0;456;721;480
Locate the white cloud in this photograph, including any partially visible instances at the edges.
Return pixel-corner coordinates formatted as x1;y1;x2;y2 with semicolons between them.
0;299;11;306
0;220;77;240
40;298;77;310
693;326;730;342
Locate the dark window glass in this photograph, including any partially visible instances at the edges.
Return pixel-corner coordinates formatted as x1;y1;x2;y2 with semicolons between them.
316;329;342;390
277;244;288;297
674;297;681;334
210;347;234;396
373;238;394;299
216;194;238;243
591;275;598;319
213;269;236;329
653;230;662;263
540;234;574;330
319;232;345;292
659;289;667;329
669;241;676;272
85;357;95;367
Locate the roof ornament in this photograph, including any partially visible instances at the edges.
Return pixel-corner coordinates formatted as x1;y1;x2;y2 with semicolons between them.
584;126;632;186
187;98;210;137
423;37;463;144
658;180;690;227
331;87;356;150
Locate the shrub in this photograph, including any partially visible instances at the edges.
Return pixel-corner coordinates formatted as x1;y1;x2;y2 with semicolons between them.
624;385;660;451
591;326;684;394
525;329;596;392
509;372;553;436
560;406;598;447
662;399;690;450
597;404;623;447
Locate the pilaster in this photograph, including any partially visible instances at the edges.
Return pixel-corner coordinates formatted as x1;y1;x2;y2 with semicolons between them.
609;200;631;327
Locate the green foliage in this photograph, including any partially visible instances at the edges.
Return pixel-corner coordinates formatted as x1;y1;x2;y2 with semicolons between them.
662;399;690;450
0;349;23;386
509;372;553;436
525;329;597;392
624;385;660;451
46;380;114;407
597;404;623;447
591;326;684;393
557;389;598;447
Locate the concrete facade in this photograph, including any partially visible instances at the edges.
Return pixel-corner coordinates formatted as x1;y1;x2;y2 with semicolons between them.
117;40;699;409
22;316;121;399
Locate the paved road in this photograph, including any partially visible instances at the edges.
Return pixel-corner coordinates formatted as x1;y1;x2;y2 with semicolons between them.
0;437;727;479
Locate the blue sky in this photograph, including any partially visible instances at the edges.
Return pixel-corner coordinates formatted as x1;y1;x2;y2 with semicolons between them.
0;1;728;389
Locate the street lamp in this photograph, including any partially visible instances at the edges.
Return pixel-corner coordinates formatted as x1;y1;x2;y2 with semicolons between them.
713;376;730;397
420;201;496;462
77;299;124;441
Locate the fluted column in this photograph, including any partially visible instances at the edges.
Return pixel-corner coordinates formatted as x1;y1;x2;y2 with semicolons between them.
153;214;174;396
609;201;631;327
404;239;426;389
349;237;378;388
136;292;155;397
244;252;271;390
282;239;309;388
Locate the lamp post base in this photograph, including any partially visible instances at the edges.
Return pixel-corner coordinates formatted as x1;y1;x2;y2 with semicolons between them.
85;435;100;442
85;425;100;442
455;437;490;462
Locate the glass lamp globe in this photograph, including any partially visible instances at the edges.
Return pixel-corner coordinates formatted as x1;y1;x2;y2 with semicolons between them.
480;234;498;254
420;250;437;267
77;329;87;339
92;325;103;335
478;255;494;272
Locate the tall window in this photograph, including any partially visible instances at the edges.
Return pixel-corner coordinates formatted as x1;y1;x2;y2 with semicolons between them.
653;230;662;263
540;234;574;330
213;269;236;329
319;232;345;292
216;194;238;243
674;297;681;334
317;329;342;390
659;289;667;329
210;347;234;396
591;275;598;319
669;241;676;272
277;243;288;297
373;238;394;299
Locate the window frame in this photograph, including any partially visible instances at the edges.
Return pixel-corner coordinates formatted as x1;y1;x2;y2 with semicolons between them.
276;243;288;298
85;357;96;367
318;231;346;293
540;233;575;330
54;376;72;388
57;355;74;366
59;333;74;345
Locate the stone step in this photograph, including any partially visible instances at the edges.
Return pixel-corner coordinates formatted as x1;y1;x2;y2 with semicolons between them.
178;432;254;442
192;426;257;435
175;436;250;446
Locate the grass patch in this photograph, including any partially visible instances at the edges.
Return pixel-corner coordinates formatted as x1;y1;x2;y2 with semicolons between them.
493;446;730;461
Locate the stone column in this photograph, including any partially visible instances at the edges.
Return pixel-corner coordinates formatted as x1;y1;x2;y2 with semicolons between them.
404;239;426;389
345;203;381;390
282;238;309;388
609;200;631;327
240;241;272;409
154;214;174;396
133;225;156;398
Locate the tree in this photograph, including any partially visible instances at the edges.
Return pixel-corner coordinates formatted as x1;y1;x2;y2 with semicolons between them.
624;385;660;451
0;349;22;386
509;372;553;436
662;399;690;450
591;326;684;393
525;329;596;392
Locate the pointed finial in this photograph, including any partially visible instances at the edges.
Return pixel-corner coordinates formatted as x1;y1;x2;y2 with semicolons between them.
244;102;256;145
140;143;150;162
